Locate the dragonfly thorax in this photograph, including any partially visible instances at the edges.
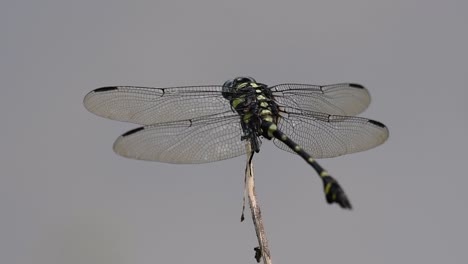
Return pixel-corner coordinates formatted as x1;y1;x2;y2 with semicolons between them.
222;77;280;152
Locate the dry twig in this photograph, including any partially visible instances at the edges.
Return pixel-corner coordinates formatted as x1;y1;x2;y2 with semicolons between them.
243;143;272;264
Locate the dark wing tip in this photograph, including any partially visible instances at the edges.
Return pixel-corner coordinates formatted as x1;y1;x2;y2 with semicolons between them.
349;83;365;89
94;86;118;93
83;87;119;110
121;127;145;137
368;119;387;128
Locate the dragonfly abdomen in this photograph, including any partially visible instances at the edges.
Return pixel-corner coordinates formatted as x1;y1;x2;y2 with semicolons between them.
260;121;352;209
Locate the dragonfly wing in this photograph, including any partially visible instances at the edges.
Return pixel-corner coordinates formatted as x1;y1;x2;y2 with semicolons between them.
273;108;388;158
113;114;246;164
271;83;371;116
84;85;231;125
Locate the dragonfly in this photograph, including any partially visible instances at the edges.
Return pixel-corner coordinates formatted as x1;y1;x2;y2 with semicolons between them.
83;77;389;209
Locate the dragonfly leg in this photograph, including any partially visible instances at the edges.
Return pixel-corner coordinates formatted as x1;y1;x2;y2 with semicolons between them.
262;122;352;209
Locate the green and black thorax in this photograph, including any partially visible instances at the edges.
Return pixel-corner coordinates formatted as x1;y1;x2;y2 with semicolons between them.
222;77;280;152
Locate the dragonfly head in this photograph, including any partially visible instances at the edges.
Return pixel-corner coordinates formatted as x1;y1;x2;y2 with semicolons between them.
222;76;257;100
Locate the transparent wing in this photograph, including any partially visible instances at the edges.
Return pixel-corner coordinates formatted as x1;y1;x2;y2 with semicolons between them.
113;113;246;164
271;83;371;116
273;108;389;158
83;85;231;125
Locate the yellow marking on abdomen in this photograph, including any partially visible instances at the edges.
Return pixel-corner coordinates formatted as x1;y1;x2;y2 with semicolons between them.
294;146;301;152
320;171;330;177
267;124;277;138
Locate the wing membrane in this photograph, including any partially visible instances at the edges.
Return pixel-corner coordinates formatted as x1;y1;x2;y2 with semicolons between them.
83;85;231;125
113;114;246;163
273;108;388;158
271;83;371;116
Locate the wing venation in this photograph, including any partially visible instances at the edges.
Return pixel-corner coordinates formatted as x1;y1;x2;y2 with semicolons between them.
273;108;388;158
271;83;371;116
113;114;246;164
84;85;231;125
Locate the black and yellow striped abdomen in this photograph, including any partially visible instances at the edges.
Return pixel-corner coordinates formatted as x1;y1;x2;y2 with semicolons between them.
261;121;352;209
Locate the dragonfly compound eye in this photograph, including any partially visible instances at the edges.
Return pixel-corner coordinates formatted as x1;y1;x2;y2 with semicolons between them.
222;79;236;100
234;77;256;87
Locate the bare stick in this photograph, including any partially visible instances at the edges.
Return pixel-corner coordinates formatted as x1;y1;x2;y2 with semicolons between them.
245;143;272;264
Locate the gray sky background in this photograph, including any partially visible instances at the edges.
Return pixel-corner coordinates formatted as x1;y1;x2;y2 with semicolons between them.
2;1;468;263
